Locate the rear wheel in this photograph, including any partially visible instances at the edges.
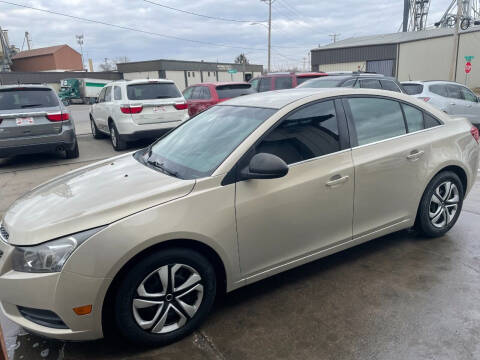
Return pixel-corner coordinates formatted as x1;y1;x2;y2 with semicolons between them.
65;138;79;159
114;248;216;346
416;171;464;237
90;115;103;139
109;121;127;151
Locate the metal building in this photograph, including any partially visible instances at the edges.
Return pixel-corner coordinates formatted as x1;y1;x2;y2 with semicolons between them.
116;59;263;91
311;27;480;88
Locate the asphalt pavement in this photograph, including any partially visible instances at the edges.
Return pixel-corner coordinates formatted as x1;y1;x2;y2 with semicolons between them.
1;105;480;359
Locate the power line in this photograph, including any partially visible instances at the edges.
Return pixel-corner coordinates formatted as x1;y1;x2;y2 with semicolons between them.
277;0;304;19
143;0;266;23
0;0;269;51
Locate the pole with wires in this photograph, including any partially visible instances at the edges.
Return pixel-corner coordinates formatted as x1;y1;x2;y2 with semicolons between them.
261;0;273;72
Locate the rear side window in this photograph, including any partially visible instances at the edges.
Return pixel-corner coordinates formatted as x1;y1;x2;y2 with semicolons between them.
425;113;441;128
259;78;272;92
429;84;448;97
360;79;382;89
127;82;181;100
256;100;340;165
402;104;424;132
216;84;253;99
114;86;122;100
342;79;357;87
274;77;293;90
380;80;401;92
402;84;424;95
0;88;59;110
347;97;406;146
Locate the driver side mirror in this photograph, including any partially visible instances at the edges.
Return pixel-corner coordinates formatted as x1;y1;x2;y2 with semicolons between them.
240;153;289;180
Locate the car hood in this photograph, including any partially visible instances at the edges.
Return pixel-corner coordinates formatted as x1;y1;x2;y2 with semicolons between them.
2;153;195;246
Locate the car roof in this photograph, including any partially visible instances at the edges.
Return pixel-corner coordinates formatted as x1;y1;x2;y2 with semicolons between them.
106;78;175;86
402;80;463;85
262;72;326;77
219;88;412;109
189;82;249;87
0;84;54;90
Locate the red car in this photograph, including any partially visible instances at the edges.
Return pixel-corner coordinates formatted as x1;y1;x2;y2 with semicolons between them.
249;72;327;92
183;82;254;117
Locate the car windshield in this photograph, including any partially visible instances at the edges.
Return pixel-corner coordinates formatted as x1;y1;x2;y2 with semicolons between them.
216;84;254;99
297;78;344;88
0;88;59;110
141;105;276;179
402;84;424;95
127;82;181;100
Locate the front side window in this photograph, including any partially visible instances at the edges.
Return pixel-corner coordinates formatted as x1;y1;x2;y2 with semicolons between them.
104;87;112;102
380;80;401;93
429;84;448;97
259;78;272;92
249;78;260;91
360;79;382;90
98;88;106;102
446;85;463;100
146;106;276;179
460;87;478;102
402;104;424;132
274;76;293;90
256;100;340;165
348;97;406;146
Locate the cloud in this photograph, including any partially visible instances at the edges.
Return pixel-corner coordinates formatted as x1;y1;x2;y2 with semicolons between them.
0;0;455;70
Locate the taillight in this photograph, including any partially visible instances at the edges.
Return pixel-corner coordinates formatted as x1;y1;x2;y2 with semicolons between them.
419;97;431;102
46;112;69;122
471;125;479;143
120;105;143;114
174;103;188;110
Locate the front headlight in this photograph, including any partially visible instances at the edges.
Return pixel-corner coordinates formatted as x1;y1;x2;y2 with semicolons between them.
11;226;106;273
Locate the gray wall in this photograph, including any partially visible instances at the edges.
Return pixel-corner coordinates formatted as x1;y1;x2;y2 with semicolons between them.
311;44;397;68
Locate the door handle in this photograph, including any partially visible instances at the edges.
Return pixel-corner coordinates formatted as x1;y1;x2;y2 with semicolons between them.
406;150;425;161
326;175;349;187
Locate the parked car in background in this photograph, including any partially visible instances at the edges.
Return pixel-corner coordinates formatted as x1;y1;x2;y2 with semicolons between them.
401;81;480;129
90;79;189;151
183;82;253;117
0;88;477;347
298;72;406;93
249;72;327;92
0;84;79;159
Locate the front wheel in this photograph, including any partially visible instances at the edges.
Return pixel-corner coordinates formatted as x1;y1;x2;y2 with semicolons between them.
416;171;464;237
114;248;217;346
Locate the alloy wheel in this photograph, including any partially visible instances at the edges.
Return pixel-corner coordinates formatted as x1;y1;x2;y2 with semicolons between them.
429;181;459;228
132;264;204;334
91;119;96;136
110;126;117;147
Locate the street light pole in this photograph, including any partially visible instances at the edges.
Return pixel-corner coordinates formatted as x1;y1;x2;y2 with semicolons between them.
261;0;273;73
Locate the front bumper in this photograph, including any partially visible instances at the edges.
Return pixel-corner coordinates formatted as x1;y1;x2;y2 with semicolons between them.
0;240;108;341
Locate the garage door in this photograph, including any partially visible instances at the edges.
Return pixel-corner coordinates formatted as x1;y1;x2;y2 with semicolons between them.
367;60;395;76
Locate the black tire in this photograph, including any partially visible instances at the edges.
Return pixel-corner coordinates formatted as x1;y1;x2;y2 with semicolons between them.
114;248;216;346
109;121;127;151
416;171;464;237
65;138;79;159
90;115;103;139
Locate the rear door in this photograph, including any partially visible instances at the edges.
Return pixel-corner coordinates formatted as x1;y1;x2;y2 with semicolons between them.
126;81;186;124
0;87;63;140
458;86;480;126
445;84;470;118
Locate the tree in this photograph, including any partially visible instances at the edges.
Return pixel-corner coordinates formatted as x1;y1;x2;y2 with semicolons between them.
234;53;249;65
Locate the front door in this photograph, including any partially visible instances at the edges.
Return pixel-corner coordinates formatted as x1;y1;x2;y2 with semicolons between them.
235;100;354;281
459;85;480;126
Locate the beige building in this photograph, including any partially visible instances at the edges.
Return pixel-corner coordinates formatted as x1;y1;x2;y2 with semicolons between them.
311;27;480;88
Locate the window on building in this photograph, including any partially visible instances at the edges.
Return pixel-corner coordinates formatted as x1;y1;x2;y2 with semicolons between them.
255;100;340;165
188;72;191;77
347;97;406;145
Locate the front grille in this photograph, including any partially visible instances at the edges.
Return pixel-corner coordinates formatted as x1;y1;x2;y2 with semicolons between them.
18;306;69;329
0;224;9;242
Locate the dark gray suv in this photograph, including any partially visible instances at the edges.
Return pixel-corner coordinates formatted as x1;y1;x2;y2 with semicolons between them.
297;73;405;93
0;85;78;159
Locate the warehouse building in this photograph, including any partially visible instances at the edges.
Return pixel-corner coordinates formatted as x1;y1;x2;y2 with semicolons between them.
11;45;83;72
117;59;263;91
311;27;480;88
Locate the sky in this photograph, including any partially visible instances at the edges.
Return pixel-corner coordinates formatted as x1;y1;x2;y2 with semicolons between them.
0;0;454;71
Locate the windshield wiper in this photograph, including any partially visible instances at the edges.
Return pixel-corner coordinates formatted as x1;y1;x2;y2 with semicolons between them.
146;159;178;177
21;104;42;108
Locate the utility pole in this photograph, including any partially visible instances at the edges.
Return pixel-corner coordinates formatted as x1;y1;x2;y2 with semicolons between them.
449;2;462;81
329;33;340;43
76;34;85;71
261;0;273;72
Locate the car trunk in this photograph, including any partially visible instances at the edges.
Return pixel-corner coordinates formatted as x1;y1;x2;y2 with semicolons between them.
0;107;63;140
129;98;186;125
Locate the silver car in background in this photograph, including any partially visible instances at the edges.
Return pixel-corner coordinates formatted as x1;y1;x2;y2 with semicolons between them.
0;85;79;159
402;81;480;129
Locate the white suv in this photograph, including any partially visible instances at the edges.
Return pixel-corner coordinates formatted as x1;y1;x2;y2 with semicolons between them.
90;79;189;150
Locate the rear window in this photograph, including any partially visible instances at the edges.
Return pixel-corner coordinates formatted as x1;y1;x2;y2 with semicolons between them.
402;84;424;95
216;84;253;99
297;78;344;88
0;87;59;110
127;82;181;100
296;75;324;85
